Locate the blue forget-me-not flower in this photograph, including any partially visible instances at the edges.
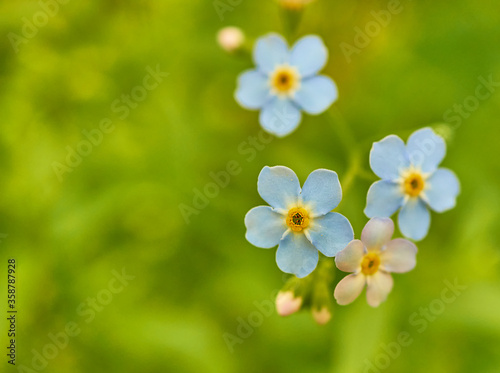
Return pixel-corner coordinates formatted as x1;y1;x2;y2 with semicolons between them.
235;34;338;137
364;128;460;241
245;166;353;278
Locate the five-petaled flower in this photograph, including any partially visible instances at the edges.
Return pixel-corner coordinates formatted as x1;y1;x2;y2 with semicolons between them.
334;218;417;307
235;34;338;137
245;166;353;278
365;127;460;241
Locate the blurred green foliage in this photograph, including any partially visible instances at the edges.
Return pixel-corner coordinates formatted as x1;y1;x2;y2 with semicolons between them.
1;0;499;372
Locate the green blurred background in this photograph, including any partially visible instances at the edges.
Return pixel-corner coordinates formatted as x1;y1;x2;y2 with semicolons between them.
1;0;499;372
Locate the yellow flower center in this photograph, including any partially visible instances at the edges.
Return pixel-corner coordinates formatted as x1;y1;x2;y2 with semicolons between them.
270;65;300;96
286;207;309;232
361;252;381;276
403;172;425;197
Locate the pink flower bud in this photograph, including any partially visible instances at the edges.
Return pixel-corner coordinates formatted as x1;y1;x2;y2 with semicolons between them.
312;307;331;325
276;291;302;316
278;0;315;10
217;27;245;53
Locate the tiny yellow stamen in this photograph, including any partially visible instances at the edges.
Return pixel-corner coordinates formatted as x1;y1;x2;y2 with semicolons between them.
270;65;300;96
403;172;425;197
361;252;381;276
286;207;309;232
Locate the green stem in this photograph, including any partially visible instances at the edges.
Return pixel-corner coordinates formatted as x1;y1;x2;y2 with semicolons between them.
357;167;377;182
316;254;335;283
280;8;303;40
326;106;362;197
341;149;361;196
326;106;357;152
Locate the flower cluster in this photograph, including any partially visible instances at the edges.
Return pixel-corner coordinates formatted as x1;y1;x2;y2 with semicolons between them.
222;7;460;324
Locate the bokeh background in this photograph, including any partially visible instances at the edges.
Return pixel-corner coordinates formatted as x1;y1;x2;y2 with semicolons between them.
1;0;499;372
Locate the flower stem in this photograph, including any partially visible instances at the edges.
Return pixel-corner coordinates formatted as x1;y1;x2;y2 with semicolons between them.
326;106;363;197
316;254;335;282
341;149;361;196
327;106;357;153
280;8;303;40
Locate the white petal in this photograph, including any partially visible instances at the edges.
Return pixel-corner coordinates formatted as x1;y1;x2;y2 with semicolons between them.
361;217;394;252
335;239;365;272
380;238;418;273
334;273;366;306
366;271;393;307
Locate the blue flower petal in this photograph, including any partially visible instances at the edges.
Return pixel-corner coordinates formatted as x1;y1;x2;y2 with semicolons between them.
289;35;328;77
257;166;301;211
235;70;271;109
306;212;354;257
398;198;431;241
406;127;446;173
276;232;319;278
364;180;404;218
424;168;460;213
245;206;287;248
300;169;342;216
253;33;289;74
259;98;302;137
370;135;410;180
293;75;338;115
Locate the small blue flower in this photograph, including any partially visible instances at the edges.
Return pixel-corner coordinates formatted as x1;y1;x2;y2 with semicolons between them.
365;128;460;241
245;166;353;278
235;34;338;137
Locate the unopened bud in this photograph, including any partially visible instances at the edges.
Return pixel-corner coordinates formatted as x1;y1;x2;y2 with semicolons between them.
312;307;331;325
278;0;315;11
433;123;454;142
276;291;302;316
217;26;245;53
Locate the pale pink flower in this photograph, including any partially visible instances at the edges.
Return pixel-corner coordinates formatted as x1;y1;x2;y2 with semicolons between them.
334;217;417;307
